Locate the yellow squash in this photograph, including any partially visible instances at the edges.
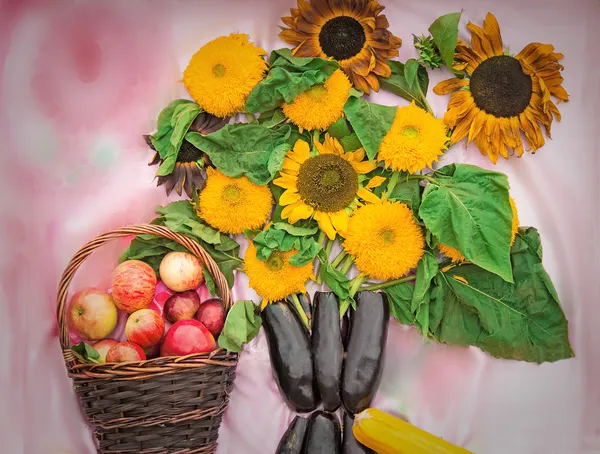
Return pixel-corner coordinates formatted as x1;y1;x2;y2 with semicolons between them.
352;408;474;454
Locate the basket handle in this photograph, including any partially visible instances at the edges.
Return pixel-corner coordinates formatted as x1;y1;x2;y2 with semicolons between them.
56;224;233;351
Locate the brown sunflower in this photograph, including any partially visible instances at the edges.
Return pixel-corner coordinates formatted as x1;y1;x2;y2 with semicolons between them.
434;13;568;164
280;0;402;94
145;112;228;198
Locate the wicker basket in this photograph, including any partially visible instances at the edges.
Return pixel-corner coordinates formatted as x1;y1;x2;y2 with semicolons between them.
56;224;238;453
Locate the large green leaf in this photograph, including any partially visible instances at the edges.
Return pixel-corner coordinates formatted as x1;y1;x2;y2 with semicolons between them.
218;300;262;353
344;97;397;160
429;12;462;70
379;60;429;110
419;164;513;282
385;282;415;325
186;123;293;185
429;228;574;363
245;48;339;114
412;252;438;312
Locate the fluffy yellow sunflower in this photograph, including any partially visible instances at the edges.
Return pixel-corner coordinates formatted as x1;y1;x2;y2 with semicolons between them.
439;196;520;263
244;243;315;308
434;13;568;164
280;0;402;94
378;102;448;173
282;69;352;131
183;34;268;117
344;200;425;280
197;168;273;234
273;136;379;240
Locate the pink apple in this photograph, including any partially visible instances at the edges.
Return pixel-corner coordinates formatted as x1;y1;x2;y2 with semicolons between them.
111;260;157;313
196;299;225;337
67;288;118;341
93;338;119;363
125;309;165;348
164;291;201;323
105;341;146;363
159;252;203;292
160;319;216;357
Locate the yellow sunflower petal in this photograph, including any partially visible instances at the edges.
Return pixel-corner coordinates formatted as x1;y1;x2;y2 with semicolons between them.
289;139;311;163
287;203;315;224
433;78;469;95
281;201;308;220
352;160;378;174
273;173;298;189
357;187;381;204
366;176;386;189
315;212;337;240
330;210;350;237
279;189;302;206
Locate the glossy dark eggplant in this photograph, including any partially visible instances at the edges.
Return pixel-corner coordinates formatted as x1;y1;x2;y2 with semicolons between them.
342;412;374;454
312;292;343;412
341;307;351;350
341;291;390;415
276;415;309;454
287;292;312;329
302;411;341;454
262;301;319;412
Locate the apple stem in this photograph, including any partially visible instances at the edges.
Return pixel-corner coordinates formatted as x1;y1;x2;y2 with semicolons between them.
290;293;309;329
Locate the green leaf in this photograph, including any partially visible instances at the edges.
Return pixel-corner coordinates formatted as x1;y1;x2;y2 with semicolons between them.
272;222;319;236
390;178;422;212
344;97;397;160
155;99;195;138
170;103;202;149
218;300;262;353
318;252;350;300
339;297;355;317
429;12;462;70
288;237;322;267
419;164;513;282
202;264;218;297
412;252;438;311
404;58;419;87
384;282;415;325
379;61;429;110
267;143;292;179
340;133;363;152
245;48;339;113
430;228;574;363
71;342;100;364
186;123;293;185
156;153;178;176
328;117;352;139
259;109;287;128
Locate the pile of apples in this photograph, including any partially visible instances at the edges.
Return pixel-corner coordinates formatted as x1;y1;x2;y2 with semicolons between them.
67;251;226;363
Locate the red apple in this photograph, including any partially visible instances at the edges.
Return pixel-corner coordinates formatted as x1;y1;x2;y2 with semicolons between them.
143;343;161;359
93;338;119;363
159;252;203;292
105;341;146;363
164;291;201;323
125;309;165;348
111;260;157;313
160;319;215;357
196;299;225;337
67;288;118;340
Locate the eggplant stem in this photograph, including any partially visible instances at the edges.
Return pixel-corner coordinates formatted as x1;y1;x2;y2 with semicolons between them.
290;292;309;329
360;275;416;291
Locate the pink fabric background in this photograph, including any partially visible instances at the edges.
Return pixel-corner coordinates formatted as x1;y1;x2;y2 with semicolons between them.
1;0;599;453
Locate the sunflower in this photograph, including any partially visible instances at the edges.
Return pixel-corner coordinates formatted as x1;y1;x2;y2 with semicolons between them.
183;34;268;117
378;102;448;173
282;69;352;131
434;13;568;164
146;112;227;198
244;243;314;308
439;196;520;263
344;200;425;280
274;136;379;240
280;0;402;94
196;168;273;234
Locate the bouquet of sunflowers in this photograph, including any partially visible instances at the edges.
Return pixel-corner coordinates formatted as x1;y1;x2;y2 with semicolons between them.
128;4;573;366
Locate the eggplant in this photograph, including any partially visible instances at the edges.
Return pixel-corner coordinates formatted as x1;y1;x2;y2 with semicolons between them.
342;412;374;454
302;411;341;454
311;292;343;412
341;308;351;350
287;292;312;328
262;301;319;412
276;415;309;454
341;291;389;415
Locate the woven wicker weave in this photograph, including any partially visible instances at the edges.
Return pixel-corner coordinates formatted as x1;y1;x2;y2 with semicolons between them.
56;225;238;453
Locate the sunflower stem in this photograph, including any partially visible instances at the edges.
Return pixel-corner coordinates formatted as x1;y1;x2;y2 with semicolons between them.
360;275;416;291
290;292;309;329
331;249;348;268
349;275;368;297
325;238;334;259
315;231;327;284
385;171;400;197
340;255;354;274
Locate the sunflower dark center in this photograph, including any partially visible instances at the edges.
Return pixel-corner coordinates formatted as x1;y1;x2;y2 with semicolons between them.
297;154;358;212
380;228;395;244
212;64;226;77
177;140;203;163
319;16;366;61
470;55;533;118
266;251;285;271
